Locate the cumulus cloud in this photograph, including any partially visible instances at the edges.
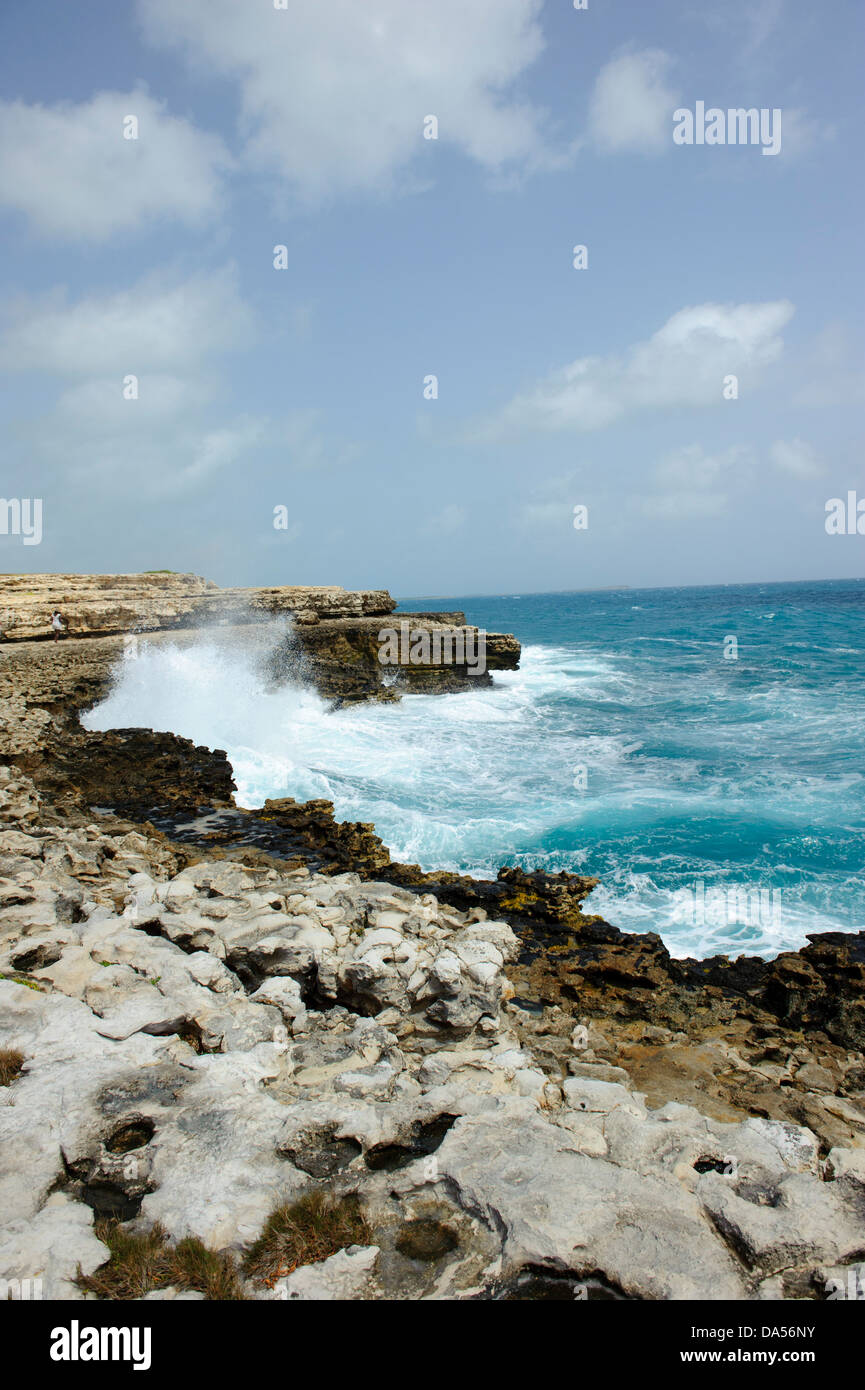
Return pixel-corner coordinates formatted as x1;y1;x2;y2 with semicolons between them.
588;49;679;154
641;491;729;520
18;402;267;500
773;108;837;158
0;265;331;498
637;444;753;520
138;0;562;200
770;437;823;478
0;266;254;375
17;391;350;501
479;300;794;436
516;471;585;529
0;90;231;240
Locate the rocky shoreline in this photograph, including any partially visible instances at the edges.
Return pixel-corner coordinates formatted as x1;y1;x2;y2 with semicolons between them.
1;575;863;1301
0;573;521;704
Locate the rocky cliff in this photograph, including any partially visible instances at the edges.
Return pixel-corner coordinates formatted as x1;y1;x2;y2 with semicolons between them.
0;572;862;1303
0;573;395;640
1;764;863;1303
0;573;520;708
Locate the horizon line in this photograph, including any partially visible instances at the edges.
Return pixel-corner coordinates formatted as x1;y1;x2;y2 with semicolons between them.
396;575;865;603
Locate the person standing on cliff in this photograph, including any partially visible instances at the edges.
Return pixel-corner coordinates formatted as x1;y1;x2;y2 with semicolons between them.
50;610;66;640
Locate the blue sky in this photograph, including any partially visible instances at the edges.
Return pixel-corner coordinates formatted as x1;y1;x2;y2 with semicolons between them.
0;0;862;594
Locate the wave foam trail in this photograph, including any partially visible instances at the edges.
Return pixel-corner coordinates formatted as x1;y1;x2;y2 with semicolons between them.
83;591;865;960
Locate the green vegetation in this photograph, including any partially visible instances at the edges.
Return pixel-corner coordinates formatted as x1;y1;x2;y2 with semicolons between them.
0;973;45;992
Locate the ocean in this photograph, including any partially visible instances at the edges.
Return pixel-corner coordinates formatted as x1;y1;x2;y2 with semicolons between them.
84;578;865;961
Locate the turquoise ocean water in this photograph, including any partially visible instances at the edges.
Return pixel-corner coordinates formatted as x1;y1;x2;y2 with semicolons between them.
86;578;865;960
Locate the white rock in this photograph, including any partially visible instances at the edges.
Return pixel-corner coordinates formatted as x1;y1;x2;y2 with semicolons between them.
562;1077;646;1118
271;1245;380;1301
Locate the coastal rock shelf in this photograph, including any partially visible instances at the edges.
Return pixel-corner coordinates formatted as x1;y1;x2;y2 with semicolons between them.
0;573;862;1301
0;573;397;640
0;572;521;706
2;765;864;1302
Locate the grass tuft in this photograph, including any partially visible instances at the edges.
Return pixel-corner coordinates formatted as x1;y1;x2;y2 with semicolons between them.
77;1219;246;1301
77;1192;372;1299
0;1048;25;1085
242;1190;372;1284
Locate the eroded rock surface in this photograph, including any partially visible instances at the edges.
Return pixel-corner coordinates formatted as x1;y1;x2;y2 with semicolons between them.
1;766;863;1301
0;573;520;709
0;573;394;642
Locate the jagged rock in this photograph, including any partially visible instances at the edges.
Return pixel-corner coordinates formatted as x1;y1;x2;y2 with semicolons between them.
698;1170;865;1277
0;573;394;642
0;765;862;1302
429;1105;750;1300
0;574;519;721
0;1192;108;1300
269;1245;380;1301
28;728;237;816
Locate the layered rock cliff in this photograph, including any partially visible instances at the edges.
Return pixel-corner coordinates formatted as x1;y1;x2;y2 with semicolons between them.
0;573;395;640
0;573;521;708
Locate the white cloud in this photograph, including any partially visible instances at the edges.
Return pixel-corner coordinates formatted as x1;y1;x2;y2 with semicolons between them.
138;0;563;200
0;265;290;499
53;374;215;427
774;108;837;158
770;438;823;478
653;443;750;492
481;300;794;436
0;90;231;240
640;491;728;520
19;403;266;500
0;267;254;375
588;49;679;155
18;393;350;501
1;264;358;500
637;444;753;520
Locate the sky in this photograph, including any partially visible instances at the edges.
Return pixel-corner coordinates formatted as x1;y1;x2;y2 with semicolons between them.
0;0;863;596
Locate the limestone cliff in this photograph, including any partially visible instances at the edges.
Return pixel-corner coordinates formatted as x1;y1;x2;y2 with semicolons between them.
0;573;521;713
0;572;396;640
0;577;863;1305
